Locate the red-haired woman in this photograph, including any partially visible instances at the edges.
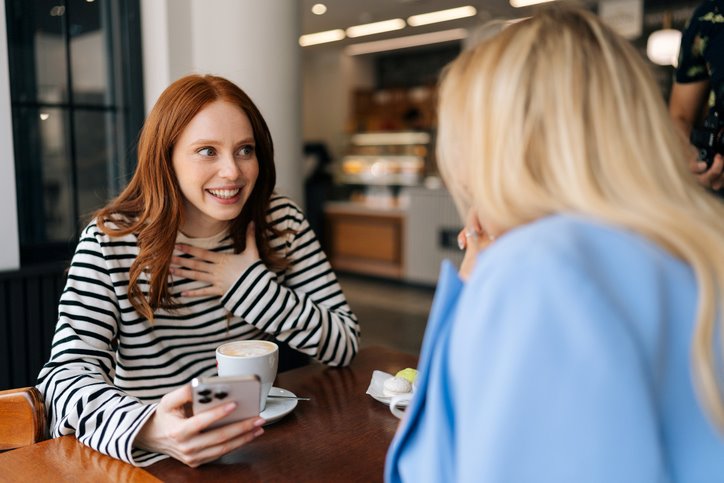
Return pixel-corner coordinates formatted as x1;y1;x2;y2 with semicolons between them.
36;75;360;467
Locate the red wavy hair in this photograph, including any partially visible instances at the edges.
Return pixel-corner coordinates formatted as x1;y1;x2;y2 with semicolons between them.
96;74;286;321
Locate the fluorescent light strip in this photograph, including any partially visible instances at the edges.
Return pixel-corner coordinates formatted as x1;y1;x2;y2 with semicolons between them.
299;29;345;47
351;132;431;146
510;0;556;7
345;28;468;56
407;6;477;27
346;19;406;38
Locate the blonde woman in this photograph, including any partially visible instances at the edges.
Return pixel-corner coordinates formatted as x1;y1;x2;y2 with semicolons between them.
386;5;724;482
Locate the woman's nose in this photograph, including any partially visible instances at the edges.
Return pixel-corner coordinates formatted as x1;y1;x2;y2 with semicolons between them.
218;153;241;179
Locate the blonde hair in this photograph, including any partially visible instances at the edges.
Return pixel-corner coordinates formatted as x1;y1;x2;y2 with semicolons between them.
438;4;724;427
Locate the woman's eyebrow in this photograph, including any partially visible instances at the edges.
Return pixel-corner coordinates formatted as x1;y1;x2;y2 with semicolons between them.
190;137;255;145
190;138;221;146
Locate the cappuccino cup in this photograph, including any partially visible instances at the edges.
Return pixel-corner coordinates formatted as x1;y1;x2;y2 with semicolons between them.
216;340;279;411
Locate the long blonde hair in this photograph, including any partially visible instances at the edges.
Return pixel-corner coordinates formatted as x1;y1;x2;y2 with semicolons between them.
438;4;724;427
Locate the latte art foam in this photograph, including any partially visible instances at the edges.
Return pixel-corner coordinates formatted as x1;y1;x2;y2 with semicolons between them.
218;341;276;358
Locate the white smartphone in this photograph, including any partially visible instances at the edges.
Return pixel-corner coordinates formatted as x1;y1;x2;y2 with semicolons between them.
191;375;261;429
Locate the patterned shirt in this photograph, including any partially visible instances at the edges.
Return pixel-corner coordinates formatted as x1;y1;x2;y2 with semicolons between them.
36;195;360;466
676;0;724;107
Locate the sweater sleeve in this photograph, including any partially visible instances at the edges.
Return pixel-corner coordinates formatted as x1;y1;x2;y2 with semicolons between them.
35;223;160;466
221;198;360;366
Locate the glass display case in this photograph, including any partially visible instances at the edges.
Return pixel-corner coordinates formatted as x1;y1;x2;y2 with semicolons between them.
336;130;433;210
324;86;441;279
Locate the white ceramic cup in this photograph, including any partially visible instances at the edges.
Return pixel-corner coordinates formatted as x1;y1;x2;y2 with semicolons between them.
216;340;279;412
389;393;414;419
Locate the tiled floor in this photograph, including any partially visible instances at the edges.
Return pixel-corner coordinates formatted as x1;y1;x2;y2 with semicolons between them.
338;275;435;355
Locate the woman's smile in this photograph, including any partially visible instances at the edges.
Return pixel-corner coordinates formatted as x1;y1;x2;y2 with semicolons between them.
206;186;243;202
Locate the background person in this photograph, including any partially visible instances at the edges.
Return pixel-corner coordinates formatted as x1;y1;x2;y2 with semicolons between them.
669;0;724;192
302;141;334;242
387;5;724;482
36;74;360;468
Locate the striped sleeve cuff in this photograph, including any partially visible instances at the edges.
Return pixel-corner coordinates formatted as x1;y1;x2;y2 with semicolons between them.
87;401;161;466
125;402;165;467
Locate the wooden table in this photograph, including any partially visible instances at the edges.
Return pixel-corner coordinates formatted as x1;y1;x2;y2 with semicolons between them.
0;346;417;482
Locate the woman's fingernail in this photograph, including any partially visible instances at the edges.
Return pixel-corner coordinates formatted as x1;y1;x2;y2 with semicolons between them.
457;238;465;250
254;428;264;437
254;418;266;427
225;402;237;412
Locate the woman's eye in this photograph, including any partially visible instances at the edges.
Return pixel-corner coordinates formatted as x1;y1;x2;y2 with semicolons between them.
198;147;216;156
239;145;255;157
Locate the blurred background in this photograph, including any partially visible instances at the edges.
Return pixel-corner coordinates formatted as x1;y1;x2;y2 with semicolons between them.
0;0;701;389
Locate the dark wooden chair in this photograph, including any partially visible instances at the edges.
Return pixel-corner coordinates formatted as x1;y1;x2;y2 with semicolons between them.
0;387;47;450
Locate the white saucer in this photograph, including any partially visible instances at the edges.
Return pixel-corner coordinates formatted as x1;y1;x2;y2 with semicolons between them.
366;370;412;407
260;387;298;425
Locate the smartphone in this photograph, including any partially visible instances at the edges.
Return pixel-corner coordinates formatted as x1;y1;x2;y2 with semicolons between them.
191;375;261;429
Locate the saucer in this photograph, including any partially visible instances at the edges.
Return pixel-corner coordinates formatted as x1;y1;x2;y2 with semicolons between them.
260;387;298;425
366;370;411;407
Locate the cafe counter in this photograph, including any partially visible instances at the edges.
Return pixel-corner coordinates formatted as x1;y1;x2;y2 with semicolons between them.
324;186;463;284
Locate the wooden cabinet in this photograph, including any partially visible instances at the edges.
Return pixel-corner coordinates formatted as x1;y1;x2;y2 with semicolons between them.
324;204;404;279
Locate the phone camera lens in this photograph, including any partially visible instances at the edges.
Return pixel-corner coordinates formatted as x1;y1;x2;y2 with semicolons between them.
198;397;212;404
214;391;228;400
198;389;211;396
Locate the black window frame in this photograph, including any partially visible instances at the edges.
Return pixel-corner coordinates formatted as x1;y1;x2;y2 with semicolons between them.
4;0;144;266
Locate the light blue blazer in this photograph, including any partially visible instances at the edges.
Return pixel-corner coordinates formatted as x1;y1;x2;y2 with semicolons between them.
386;215;724;483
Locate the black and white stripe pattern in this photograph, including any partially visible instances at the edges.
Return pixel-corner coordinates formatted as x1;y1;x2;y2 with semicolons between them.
36;195;360;466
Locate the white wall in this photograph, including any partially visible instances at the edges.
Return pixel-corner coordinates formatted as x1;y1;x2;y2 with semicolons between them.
140;0;171;113
140;0;195;113
141;0;303;204
302;50;374;163
0;0;20;270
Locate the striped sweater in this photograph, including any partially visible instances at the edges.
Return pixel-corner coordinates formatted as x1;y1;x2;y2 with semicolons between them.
36;196;360;466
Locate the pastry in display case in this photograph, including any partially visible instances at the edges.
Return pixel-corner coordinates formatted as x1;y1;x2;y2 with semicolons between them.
338;131;430;187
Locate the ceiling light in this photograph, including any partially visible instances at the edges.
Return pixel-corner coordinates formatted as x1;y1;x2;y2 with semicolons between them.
345;28;468;56
311;3;327;15
346;19;406;38
351;132;431;145
646;11;680;67
646;29;681;66
407;6;477;26
39;113;50;121
299;29;346;47
509;0;556;7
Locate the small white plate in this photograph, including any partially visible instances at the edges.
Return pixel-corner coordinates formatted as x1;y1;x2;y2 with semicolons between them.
260;387;298;425
366;370;412;407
